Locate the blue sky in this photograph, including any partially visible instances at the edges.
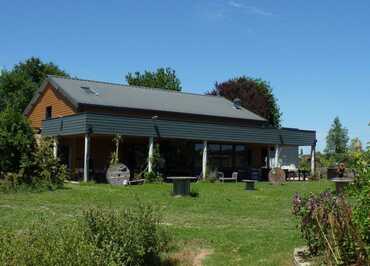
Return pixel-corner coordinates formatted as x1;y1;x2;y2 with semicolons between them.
1;0;369;151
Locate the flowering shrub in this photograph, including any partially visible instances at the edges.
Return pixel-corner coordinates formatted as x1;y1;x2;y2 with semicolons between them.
292;191;368;265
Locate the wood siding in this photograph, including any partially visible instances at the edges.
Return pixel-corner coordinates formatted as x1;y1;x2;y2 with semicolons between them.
27;84;76;129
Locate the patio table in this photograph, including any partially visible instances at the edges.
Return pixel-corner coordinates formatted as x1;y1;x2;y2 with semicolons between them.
167;176;197;196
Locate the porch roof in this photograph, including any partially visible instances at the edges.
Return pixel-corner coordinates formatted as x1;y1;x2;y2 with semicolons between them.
42;113;316;146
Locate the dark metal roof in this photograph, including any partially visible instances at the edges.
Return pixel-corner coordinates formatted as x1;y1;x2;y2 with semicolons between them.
25;75;267;122
42;113;316;146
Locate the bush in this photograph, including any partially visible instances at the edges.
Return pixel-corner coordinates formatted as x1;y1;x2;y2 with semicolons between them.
0;220;95;266
292;191;368;265
0;107;35;175
0;204;170;266
0;137;67;192
84;204;169;265
144;171;163;183
348;149;370;248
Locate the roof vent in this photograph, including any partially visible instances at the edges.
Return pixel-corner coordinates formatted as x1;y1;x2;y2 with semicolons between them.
233;98;241;109
81;86;99;96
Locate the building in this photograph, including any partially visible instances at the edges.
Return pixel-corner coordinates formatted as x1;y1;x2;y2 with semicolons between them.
24;76;316;181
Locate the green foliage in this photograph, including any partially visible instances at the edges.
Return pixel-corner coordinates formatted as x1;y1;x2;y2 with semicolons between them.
20;137;67;190
0;204;169;266
126;67;182;92
292;192;368;265
207;76;281;127
144;143;165;182
325;117;349;154
298;156;310;172
110;134;123;165
0;57;69;112
84;204;169;265
1;137;67;192
349;149;370;248
143;171;163;183
0;107;35;174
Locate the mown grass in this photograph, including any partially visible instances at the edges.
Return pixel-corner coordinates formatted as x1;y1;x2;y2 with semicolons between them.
0;180;333;265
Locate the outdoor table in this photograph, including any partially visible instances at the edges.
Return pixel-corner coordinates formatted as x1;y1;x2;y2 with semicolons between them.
242;179;256;191
167;176;197;196
331;177;353;195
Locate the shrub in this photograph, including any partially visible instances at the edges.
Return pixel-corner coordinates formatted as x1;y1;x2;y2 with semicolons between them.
0;137;67;192
144;171;163;183
348;149;370;248
20;137;67;189
292;191;368;265
0;204;170;266
0;107;35;175
0;220;95;266
83;204;169;265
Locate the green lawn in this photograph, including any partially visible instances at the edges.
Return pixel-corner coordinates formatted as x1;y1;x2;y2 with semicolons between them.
0;181;332;265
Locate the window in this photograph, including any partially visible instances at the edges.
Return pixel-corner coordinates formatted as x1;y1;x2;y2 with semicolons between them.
45;106;52;120
235;144;248;169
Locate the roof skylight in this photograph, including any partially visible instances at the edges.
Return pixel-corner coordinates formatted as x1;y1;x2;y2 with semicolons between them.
81;86;99;96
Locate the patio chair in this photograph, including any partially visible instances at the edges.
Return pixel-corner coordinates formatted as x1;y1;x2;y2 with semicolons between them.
219;172;238;183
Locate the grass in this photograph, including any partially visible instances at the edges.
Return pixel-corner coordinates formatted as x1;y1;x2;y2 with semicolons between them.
0;180;333;265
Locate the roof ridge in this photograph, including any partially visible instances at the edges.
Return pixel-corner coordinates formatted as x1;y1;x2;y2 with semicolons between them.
47;75;224;99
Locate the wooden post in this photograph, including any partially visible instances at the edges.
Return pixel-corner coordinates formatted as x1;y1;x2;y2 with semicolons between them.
53;137;58;158
274;144;279;168
83;134;90;182
148;136;154;172
310;144;316;177
202;140;208;180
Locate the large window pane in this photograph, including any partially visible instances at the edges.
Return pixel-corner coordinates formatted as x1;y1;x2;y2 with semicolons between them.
235;144;248;169
221;144;232;168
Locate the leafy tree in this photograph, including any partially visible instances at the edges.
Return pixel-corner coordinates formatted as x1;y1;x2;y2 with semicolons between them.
0;107;36;174
0;57;68;112
325;117;349;154
350;137;363;152
207;76;281;127
125;67;182;91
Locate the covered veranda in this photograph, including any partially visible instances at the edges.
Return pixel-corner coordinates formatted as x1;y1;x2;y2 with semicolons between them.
43;113;316;182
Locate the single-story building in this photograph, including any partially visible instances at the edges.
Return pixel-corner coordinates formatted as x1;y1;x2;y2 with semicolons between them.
24;75;316;181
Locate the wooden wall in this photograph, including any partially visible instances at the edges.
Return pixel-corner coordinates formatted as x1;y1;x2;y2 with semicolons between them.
27;84;76;129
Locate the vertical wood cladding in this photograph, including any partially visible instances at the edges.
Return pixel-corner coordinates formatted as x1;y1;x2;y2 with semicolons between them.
27;84;76;129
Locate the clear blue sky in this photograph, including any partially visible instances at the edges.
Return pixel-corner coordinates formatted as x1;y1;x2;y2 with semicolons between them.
1;0;369;151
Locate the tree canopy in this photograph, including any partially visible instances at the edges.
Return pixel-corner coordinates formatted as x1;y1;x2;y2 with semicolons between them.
125;67;182;92
0;107;36;174
325;117;349;154
0;57;69;112
207;76;281;127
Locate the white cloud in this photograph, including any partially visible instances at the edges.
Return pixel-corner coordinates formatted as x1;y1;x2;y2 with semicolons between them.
228;1;273;16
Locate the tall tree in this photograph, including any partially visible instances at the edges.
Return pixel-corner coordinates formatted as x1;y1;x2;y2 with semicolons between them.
0;106;36;174
0;57;68;112
325;117;349;154
207;76;281;127
125;67;182;91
